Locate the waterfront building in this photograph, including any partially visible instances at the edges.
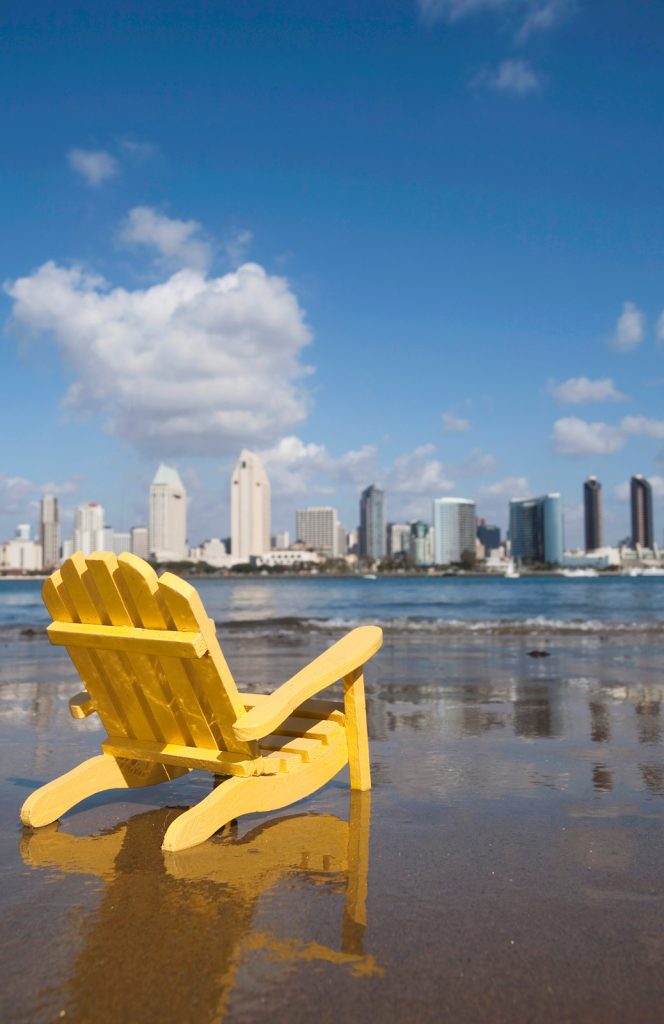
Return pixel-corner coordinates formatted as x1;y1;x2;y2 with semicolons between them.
336;523;347;557
359;485;385;562
111;531;131;556
631;475;654;549
130;526;150;560
433;497;476;565
149;465;188;562
197;538;232;568
74;502;105;556
346;528;359;557
0;537;42;572
387;522;411;559
251;549;321;568
16;524;31;540
476;519;501;556
409;520;432;567
274;531;290;550
583;476;603;552
40;495;60;568
296;506;339;557
509;493;564;565
230;449;271;562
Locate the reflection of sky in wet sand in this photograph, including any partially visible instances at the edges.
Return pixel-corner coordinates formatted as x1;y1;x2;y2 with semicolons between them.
3;630;664;1021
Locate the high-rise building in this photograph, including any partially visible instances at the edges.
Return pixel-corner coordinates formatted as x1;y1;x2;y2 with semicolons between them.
40;495;60;568
630;475;654;549
296;507;339;557
433;498;476;565
359;485;385;561
149;465;187;562
74;502;105;556
230;449;271;562
16;524;31;540
131;526;150;560
583;476;603;552
111;531;131;555
387;522;411;559
509;493;564;565
409;520;432;567
477;519;501;555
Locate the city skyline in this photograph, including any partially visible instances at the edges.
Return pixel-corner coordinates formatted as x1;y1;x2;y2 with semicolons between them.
2;5;664;551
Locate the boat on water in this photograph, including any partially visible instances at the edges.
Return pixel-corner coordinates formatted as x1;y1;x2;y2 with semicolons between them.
362;573;377;580
561;568;599;578
641;566;664;577
504;560;520;579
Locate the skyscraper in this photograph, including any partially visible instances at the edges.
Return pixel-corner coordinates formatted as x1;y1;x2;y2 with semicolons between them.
509;493;564;565
476;519;501;555
630;475;654;549
296;506;339;557
433;497;476;565
74;502;105;556
149;464;187;562
583;476;603;552
40;495;60;568
359;485;385;561
231;449;271;562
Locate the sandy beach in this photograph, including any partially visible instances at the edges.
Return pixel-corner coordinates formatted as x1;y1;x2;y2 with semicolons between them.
2;598;664;1022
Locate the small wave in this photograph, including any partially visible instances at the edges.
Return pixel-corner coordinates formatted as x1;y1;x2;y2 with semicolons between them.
215;615;664;637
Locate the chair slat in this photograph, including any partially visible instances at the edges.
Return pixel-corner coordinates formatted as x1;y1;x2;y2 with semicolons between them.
86;553;186;746
158;572;253;755
259;735;323;764
47;621;206;658
101;738;260;777
59;554;159;742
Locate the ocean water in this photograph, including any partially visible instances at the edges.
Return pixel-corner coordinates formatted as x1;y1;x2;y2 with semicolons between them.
2;573;663;637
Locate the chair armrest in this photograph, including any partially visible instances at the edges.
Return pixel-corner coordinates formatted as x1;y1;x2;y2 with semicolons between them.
69;691;96;719
231;625;383;743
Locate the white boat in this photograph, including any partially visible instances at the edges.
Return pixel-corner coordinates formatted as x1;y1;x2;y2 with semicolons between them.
362;573;377;580
504;560;520;579
641;566;664;577
561;568;599;578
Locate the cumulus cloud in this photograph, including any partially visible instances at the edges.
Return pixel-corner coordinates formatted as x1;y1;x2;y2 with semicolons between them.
380;445;456;520
552;417;625;455
475;58;543;95
0;474;79;531
119;207;213;271
442;410;470;432
418;0;571;39
614;476;664;501
259;436;378;497
479;475;530;499
457;449;498;475
610;301;645;352
68;148;119;187
621;416;664;440
119;139;157;160
224;230;254;268
6;259;313;458
548;376;626;404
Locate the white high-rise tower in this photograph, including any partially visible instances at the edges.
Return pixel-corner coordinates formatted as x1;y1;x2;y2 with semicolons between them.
149;464;187;562
40;495;60;568
231;449;271;562
74;502;105;556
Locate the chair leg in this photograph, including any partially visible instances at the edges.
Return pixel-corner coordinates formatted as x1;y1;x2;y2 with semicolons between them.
162;735;349;852
343;668;372;791
20;755;188;828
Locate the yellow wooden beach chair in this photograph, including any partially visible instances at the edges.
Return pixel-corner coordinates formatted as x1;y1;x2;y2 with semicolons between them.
20;552;382;851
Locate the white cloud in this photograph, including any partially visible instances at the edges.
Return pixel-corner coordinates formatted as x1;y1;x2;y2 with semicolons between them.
224;230;254;268
119;139;157;159
479;475;530;499
442;410;470;432
259;436;377;497
549;376;626;404
119;207;212;271
475;58;542;95
0;474;79;532
381;445;456;521
552;417;625;455
68;148;119;187
610;301;645;352
656;311;664;346
621;416;664;440
418;0;570;39
457;449;498;475
6;259;312;458
614;476;664;501
554;415;664;456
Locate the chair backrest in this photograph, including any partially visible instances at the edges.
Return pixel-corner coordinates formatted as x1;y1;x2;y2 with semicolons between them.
43;552;253;755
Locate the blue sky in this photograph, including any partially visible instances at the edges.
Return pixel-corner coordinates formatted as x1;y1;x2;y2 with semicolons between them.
2;0;664;548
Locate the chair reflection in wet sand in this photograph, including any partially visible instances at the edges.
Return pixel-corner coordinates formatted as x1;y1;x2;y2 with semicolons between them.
20;552;382;851
21;794;379;1020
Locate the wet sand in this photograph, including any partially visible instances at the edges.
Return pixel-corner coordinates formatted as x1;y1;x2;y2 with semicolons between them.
2;630;664;1023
